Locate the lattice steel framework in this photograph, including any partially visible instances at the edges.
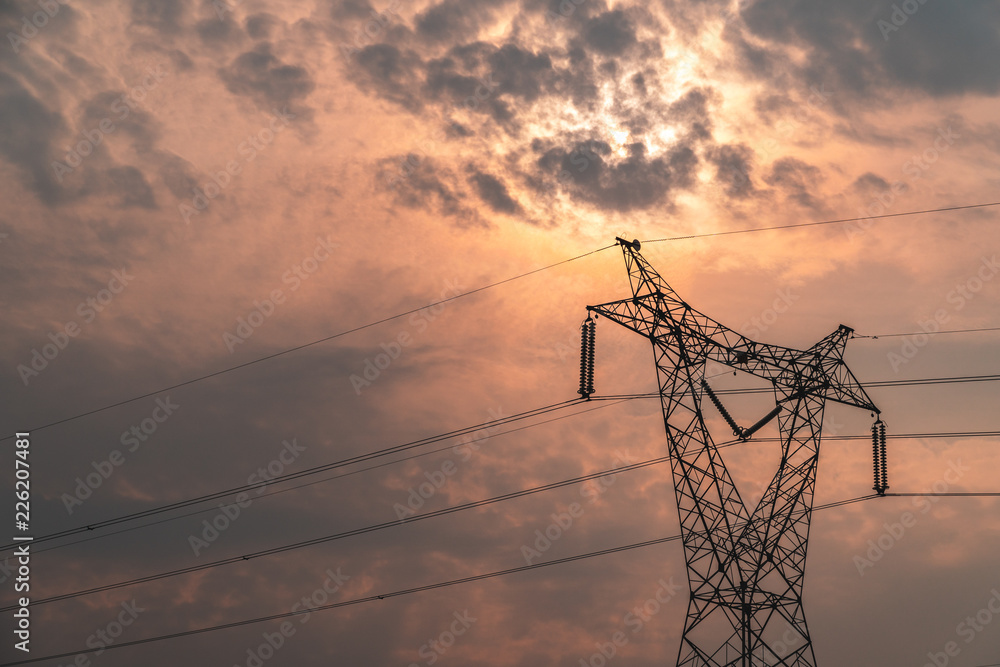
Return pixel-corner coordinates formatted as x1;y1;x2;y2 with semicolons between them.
587;239;880;666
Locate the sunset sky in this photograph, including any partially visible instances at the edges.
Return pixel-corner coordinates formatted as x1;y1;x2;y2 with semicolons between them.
2;0;1000;665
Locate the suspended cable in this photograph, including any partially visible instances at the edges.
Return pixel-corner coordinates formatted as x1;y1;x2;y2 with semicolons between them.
2;445;679;612
0;399;582;552
640;201;1000;243
882;492;1000;497
0;245;617;444
31;399;636;556
13;369;992;552
0;495;878;666
852;325;1000;339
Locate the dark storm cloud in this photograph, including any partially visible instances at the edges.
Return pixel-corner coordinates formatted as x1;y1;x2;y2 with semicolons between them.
107;165;157;208
245;12;284;40
581;8;637;56
851;172;891;196
467;167;523;215
534;139;699;212
486;44;554;103
415;0;508;44
665;87;716;140
0;72;67;204
219;42;316;111
197;13;246;47
350;43;425;112
709;143;755;198
764;156;824;209
158;153;203;200
737;0;1000;100
130;0;190;34
130;42;196;71
376;155;487;226
338;1;730;219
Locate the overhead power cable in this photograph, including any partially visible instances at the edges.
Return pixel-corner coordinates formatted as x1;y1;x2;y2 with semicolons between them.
0;244;616;443
30;399;635;556
883;492;1000;498
2;446;679;612
852;326;1000;339
0;399;582;552
0;495;878;666
640;201;1000;243
11;370;997;553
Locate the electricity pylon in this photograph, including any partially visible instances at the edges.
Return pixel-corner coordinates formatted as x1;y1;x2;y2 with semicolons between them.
586;239;880;666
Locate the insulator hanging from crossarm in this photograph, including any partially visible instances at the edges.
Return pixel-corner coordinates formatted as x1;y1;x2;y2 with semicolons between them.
739;403;783;441
701;379;742;437
872;418;888;495
578;314;597;399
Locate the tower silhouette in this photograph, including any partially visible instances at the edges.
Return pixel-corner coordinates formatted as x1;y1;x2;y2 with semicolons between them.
587;239;880;665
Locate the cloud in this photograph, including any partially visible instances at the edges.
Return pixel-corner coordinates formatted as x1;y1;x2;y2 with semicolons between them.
736;0;1000;100
377;155;487;226
130;0;190;34
467;167;523;216
0;72;68;205
350;43;425;112
534;138;699;212
764;156;824;209
219;42;316;111
580;9;637;56
709;143;756;199
415;0;510;44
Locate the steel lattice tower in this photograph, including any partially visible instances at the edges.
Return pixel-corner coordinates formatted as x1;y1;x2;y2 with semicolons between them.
586;239;880;666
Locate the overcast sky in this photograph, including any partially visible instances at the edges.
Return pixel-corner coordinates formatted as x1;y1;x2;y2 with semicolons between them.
2;0;1000;665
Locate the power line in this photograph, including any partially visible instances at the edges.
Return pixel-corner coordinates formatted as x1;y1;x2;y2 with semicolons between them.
640;201;1000;243
0;494;878;666
31;399;634;556
0;244;616;443
593;372;1000;400
883;492;1000;497
0;399;582;552
852;326;1000;339
14;370;997;553
3;444;678;612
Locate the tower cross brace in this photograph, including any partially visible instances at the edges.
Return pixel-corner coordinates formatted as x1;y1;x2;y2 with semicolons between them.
587;240;879;666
